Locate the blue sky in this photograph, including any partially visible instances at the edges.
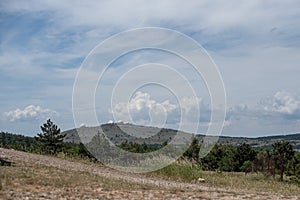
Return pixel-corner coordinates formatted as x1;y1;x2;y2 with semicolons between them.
1;0;300;137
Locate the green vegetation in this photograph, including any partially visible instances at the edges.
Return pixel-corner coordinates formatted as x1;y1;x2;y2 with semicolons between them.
0;119;93;160
272;141;294;181
200;143;257;172
113;136;300;184
199;139;300;183
152;162;202;182
64;123;300;151
152;163;300;196
118;140;164;153
0;132;37;152
287;152;300;184
35;119;66;155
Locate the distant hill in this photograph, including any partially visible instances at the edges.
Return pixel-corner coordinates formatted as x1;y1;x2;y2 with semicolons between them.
0;131;37;151
63;123;300;151
216;134;300;151
64;123;183;146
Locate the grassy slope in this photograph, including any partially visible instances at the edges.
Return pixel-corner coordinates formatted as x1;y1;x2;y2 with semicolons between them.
152;163;300;196
0;148;299;199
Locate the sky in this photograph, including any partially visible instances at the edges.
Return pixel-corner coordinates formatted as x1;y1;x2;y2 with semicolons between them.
1;0;300;137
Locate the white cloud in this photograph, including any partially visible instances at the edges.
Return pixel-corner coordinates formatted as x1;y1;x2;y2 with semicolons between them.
112;91;178;126
272;91;300;116
226;91;300;126
3;1;299;36
111;91;216;128
4;105;58;122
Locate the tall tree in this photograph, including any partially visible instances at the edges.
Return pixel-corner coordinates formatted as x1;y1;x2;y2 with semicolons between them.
272;141;294;181
35;119;66;154
201;144;225;171
219;145;238;172
235;143;257;171
255;149;275;177
287;152;300;179
183;137;201;163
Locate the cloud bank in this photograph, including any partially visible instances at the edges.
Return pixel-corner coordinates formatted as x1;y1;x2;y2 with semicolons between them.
4;105;58;122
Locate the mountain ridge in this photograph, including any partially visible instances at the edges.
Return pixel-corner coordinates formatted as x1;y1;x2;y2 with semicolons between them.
63;123;300;151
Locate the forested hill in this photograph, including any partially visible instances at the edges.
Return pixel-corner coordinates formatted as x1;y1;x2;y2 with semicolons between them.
1;123;300;151
62;123;300;151
0;131;36;151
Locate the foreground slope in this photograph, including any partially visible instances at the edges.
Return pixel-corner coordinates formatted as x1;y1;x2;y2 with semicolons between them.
1;148;299;199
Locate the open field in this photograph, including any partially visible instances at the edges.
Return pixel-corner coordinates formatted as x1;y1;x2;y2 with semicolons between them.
0;148;299;199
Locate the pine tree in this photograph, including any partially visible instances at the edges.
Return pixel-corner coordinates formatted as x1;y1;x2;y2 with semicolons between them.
272;141;294;181
35;119;66;154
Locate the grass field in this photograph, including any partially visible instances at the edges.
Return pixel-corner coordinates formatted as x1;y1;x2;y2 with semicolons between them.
152;163;300;196
0;162;157;199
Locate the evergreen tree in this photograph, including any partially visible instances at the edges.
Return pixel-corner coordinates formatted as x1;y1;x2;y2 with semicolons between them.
219;145;238;172
235;143;257;171
35;119;66;154
287;152;300;178
272;141;294;181
183;137;201;163
201;144;225;171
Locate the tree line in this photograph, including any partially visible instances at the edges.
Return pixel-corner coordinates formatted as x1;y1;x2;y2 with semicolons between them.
117;136;300;183
184;137;300;183
0;119;93;160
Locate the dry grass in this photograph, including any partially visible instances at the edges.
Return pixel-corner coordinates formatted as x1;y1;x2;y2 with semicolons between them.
152;163;300;197
0;162;155;199
199;171;300;196
1;148;299;199
0;162;214;200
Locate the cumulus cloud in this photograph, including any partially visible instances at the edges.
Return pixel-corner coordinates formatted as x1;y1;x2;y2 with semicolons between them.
112;91;178;126
227;91;300;126
271;91;300;116
111;91;217;129
4;105;58;122
222;92;300;136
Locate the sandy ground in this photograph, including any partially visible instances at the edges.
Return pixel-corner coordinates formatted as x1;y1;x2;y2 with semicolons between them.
0;148;298;200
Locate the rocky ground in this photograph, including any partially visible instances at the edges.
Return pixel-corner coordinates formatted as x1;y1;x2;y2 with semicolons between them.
0;148;299;200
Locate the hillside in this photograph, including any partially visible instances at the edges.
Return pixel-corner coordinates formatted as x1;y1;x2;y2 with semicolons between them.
63;123;300;151
1;148;299;199
64;123;182;146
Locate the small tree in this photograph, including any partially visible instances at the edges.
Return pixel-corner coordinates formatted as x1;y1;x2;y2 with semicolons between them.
35;119;66;155
240;160;252;175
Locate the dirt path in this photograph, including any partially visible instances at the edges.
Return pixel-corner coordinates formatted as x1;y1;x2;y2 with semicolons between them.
0;148;298;199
